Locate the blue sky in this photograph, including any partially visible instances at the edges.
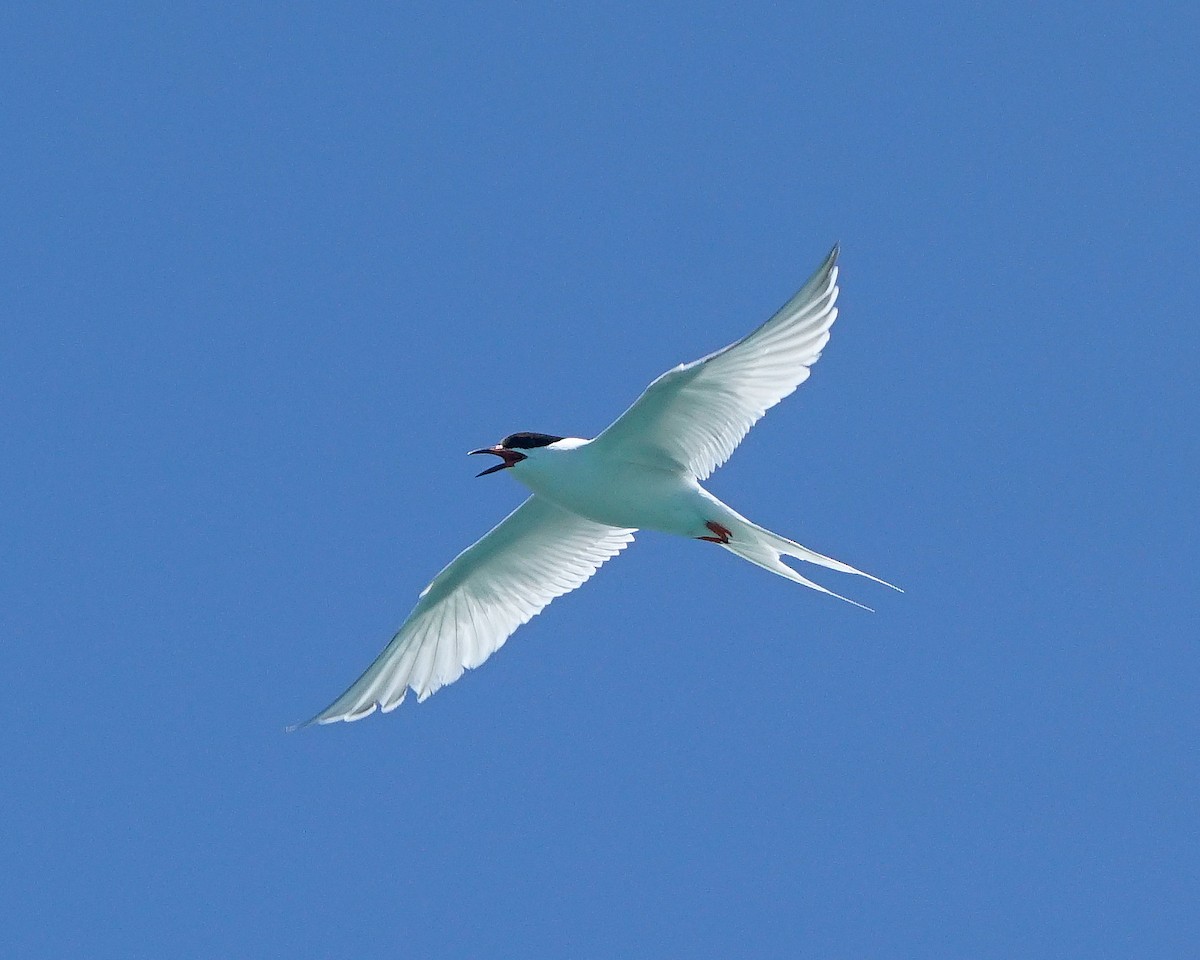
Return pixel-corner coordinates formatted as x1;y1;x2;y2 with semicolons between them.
3;3;1196;957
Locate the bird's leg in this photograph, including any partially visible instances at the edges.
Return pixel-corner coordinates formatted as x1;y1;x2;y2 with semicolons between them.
698;521;733;544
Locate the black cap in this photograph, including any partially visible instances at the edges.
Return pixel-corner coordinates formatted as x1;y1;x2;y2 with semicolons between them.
499;432;564;450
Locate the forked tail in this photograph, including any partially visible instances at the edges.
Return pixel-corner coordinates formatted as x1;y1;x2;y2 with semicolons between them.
719;517;901;611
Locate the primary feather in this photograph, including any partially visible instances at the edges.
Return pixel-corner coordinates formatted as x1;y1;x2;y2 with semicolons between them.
592;244;840;480
299;496;634;726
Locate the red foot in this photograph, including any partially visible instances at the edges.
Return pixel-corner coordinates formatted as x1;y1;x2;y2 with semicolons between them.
698;521;733;544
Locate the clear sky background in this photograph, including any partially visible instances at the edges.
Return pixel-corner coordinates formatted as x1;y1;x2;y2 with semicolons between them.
3;3;1197;958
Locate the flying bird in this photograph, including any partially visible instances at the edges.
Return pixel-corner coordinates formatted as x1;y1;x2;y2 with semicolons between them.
299;245;897;726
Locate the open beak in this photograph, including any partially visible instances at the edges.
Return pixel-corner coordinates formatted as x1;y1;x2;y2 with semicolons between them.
468;445;527;477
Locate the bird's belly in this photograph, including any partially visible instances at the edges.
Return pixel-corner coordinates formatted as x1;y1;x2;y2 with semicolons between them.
516;461;706;536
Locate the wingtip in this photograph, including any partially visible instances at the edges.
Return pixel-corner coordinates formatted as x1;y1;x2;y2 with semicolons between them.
809;243;839;282
285;711;334;732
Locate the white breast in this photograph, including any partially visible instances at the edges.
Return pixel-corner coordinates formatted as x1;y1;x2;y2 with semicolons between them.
511;439;708;536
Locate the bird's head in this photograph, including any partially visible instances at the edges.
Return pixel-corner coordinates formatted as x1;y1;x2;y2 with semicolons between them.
468;432;565;477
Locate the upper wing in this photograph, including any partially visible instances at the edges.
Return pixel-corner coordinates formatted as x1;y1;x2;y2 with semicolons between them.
592;245;841;480
301;496;636;725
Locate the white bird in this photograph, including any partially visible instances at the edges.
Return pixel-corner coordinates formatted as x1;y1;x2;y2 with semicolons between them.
299;245;898;726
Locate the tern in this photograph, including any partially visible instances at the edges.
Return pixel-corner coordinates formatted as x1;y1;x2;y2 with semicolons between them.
300;245;897;726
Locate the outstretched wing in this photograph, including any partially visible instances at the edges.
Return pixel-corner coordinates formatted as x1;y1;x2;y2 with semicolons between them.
301;496;636;725
592;245;841;480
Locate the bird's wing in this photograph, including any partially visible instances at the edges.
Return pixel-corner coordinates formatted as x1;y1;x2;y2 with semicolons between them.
300;496;635;725
592;245;841;480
